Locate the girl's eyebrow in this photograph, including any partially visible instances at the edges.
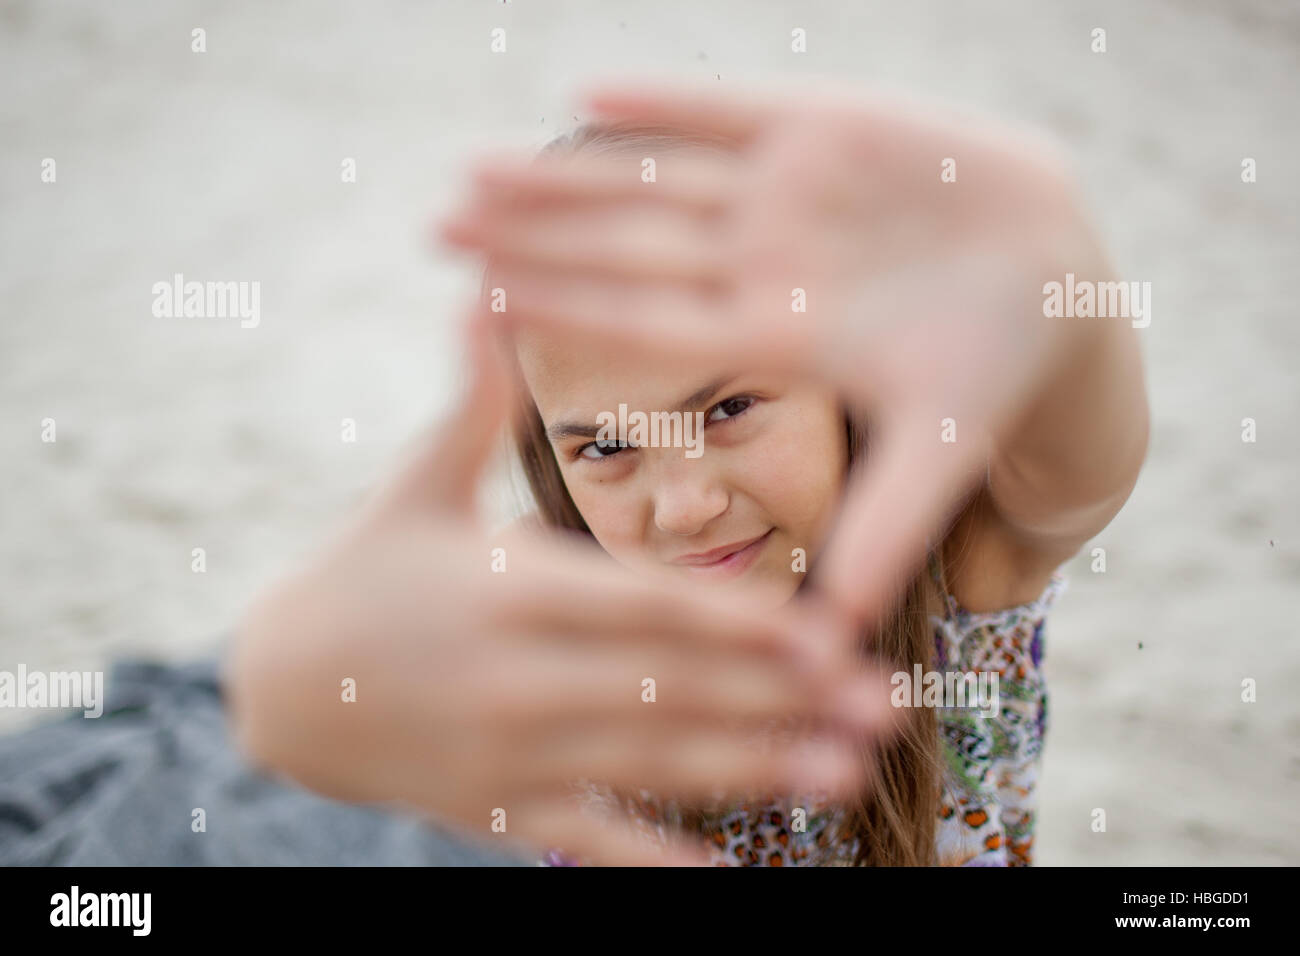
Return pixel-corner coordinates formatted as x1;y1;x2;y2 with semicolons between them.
544;375;737;442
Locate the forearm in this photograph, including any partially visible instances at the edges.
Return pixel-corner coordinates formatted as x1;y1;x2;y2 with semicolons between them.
986;263;1150;545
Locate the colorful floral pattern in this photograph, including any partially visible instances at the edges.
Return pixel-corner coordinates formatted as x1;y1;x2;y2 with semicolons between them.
541;564;1067;867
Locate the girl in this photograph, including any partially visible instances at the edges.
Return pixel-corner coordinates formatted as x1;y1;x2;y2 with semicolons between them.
228;81;1148;866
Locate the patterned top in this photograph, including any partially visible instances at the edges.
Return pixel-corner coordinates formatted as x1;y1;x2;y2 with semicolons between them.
541;563;1067;867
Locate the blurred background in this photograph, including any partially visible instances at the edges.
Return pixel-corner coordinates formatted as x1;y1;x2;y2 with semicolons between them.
1;0;1296;865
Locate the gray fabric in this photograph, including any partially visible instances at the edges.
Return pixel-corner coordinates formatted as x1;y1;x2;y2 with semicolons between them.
0;651;529;866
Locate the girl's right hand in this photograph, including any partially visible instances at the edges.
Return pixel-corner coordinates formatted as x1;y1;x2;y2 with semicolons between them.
443;81;1109;627
222;315;895;867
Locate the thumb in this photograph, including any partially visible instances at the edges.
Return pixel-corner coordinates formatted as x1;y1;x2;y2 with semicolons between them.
815;413;987;626
375;309;519;518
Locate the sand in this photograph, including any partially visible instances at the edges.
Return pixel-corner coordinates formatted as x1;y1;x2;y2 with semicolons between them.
1;0;1297;865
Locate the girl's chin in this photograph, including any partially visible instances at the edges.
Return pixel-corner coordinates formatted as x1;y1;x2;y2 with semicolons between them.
749;573;805;609
709;563;806;611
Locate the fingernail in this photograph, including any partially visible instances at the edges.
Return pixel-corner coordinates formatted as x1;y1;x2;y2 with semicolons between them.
791;624;838;675
795;741;856;791
791;638;830;676
837;671;899;723
834;680;889;728
439;218;475;243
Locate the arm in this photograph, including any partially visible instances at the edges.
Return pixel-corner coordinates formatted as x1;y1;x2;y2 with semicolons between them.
950;251;1150;611
440;81;1152;623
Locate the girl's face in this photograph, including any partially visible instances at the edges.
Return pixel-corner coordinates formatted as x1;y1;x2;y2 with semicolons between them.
517;328;849;607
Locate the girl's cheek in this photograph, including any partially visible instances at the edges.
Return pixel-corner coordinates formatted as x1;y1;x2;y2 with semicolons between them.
564;475;643;551
741;425;843;549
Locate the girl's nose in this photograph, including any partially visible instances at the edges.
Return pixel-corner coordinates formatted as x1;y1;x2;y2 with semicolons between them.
652;472;730;537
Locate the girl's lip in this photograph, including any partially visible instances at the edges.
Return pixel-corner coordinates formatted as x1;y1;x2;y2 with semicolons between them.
679;529;773;579
673;530;771;566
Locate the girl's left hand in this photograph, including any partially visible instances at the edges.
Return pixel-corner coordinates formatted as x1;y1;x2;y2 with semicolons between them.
439;80;1111;624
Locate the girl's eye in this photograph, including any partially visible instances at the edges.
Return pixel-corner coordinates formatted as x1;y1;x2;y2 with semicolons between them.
577;439;629;461
706;395;755;423
574;396;755;462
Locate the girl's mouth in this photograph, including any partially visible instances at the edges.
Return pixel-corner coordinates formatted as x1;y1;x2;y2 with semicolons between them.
674;529;773;580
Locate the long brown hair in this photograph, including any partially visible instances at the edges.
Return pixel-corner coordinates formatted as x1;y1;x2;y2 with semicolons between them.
497;121;944;865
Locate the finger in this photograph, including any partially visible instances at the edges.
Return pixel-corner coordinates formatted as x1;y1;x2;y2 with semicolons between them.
815;412;989;625
513;797;712;866
483;265;738;363
371;309;518;517
515;722;870;805
577;80;786;145
483;295;730;376
445;201;728;285
500;550;850;669
465;151;741;215
479;640;896;736
787;591;873;674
